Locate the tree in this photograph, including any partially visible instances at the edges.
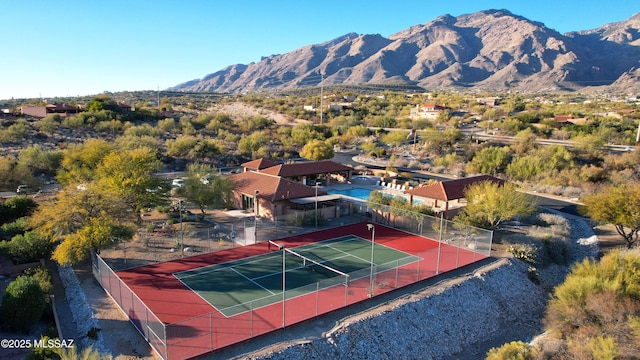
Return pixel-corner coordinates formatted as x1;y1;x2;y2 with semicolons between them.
510;128;538;156
18;145;62;176
237;131;269;156
467;146;511;175
94;147;166;212
0;275;47;331
580;184;640;248
506;156;544;181
455;181;536;229
56;139;115;185
300;139;334;161
51;216;135;265
181;163;234;220
31;185;135;265
380;130;409;147
290;123;323;146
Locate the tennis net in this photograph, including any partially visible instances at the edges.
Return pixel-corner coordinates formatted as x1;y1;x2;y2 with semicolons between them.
284;247;349;285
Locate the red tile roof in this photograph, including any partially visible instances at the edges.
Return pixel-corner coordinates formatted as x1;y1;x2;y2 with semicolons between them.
406;175;504;201
230;171;326;201
259;160;352;177
241;158;279;170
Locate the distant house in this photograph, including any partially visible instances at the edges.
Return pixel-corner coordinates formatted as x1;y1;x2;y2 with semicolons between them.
410;103;451;120
553;115;587;125
406;175;504;217
21;103;80;118
116;102;132;113
327;102;354;112
475;97;501;107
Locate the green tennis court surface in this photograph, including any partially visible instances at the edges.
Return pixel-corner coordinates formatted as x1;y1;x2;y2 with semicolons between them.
174;235;421;316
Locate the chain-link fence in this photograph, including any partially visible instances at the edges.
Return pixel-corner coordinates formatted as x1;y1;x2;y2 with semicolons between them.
92;199;492;360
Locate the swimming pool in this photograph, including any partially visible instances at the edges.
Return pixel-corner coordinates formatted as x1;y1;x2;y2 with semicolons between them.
327;188;372;201
328;187;424;204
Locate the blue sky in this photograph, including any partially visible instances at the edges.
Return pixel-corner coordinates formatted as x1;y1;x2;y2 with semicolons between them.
1;0;638;100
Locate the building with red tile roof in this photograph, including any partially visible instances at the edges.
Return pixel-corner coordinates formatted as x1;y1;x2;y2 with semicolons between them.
241;158;279;171
230;171;341;220
21;103;80;118
406;175;504;213
257;160;352;185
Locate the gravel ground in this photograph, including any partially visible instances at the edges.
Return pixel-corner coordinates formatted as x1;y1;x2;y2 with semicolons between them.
59;211;598;360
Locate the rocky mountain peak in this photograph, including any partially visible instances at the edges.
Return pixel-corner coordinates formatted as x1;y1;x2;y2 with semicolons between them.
170;10;640;93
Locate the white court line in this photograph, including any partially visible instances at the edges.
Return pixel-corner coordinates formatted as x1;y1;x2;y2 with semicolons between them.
228;267;276;295
176;252;282;280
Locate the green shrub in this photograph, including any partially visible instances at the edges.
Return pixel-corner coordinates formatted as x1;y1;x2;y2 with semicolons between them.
0;275;47;331
24;266;53;294
543;250;640;358
6;231;54;264
0;217;31;240
0;196;38;223
25;335;57;360
486;341;537;360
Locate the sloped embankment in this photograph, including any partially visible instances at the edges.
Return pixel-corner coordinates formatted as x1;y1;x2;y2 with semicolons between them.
237;214;597;360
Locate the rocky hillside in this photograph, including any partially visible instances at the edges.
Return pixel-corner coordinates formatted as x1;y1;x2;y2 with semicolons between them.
170;9;640;93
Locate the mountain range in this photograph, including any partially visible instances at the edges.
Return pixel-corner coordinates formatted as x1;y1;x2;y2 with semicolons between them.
170;9;640;93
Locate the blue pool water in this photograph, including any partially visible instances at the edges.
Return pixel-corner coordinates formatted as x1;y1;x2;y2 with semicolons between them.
327;188;372;201
328;187;424;204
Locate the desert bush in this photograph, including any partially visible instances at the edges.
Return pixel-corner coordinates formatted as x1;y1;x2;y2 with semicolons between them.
5;231;54;264
507;243;538;264
527;266;540;285
62;115;85;128
23;266;53;294
543;249;640;358
124;124;163;137
0;217;31;240
25;335;57;360
485;341;537;360
537;213;570;237
0;275;47;331
0;196;38;223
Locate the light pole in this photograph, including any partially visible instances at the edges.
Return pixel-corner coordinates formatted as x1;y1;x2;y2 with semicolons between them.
315;181;319;228
179;200;184;258
254;190;259;243
367;223;375;297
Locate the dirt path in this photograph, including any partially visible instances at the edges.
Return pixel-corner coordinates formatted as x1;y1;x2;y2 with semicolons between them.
75;265;159;360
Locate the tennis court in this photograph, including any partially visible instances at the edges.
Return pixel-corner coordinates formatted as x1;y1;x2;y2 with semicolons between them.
174;235;421;316
98;222;491;360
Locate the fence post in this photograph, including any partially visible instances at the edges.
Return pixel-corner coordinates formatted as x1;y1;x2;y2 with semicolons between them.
164;323;168;360
209;312;213;351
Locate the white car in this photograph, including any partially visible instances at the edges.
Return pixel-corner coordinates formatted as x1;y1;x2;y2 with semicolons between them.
16;185;28;193
172;178;185;188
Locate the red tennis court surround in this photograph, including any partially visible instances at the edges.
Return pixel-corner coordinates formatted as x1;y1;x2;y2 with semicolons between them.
95;222;488;360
